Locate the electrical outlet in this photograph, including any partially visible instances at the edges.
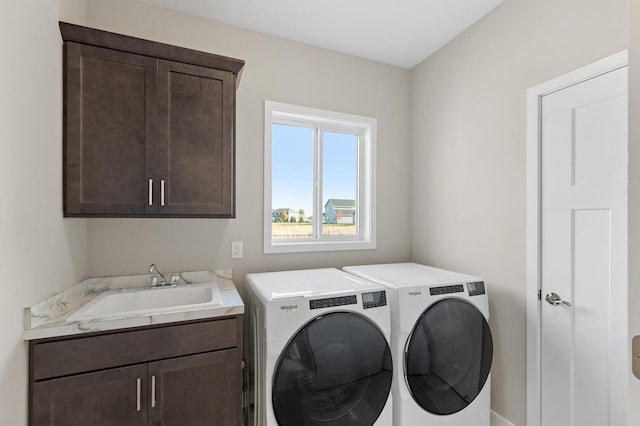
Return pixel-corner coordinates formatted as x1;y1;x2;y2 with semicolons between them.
231;241;243;259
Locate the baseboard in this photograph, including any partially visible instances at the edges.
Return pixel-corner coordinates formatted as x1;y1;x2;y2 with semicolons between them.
491;410;516;426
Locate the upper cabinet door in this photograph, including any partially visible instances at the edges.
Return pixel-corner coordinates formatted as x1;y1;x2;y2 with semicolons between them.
157;60;235;217
64;42;158;216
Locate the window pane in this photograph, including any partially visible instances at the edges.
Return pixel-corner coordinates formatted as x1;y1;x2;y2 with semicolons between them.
271;124;314;239
322;131;357;237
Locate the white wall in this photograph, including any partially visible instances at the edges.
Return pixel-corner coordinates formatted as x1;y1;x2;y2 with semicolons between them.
410;0;627;424
81;0;412;290
0;1;88;424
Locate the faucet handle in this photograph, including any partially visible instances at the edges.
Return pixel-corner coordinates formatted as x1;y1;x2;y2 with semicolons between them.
169;275;180;285
147;276;158;287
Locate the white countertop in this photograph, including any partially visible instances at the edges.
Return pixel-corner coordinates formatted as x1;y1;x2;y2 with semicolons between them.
23;269;244;340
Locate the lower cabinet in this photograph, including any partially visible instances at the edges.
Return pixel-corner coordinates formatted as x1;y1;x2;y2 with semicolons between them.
29;317;242;426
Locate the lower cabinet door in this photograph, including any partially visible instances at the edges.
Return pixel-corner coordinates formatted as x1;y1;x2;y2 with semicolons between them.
147;349;239;426
32;364;148;426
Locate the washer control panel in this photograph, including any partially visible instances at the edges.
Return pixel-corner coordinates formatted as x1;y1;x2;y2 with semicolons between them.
310;295;357;310
429;284;464;296
362;291;387;309
467;281;486;296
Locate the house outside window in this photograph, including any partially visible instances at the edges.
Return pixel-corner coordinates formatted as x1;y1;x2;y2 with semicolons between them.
324;199;356;225
264;101;376;253
272;208;305;223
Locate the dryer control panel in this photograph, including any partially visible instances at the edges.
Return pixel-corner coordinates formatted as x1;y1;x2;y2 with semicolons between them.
429;282;487;296
309;291;388;310
310;295;357;310
429;284;464;295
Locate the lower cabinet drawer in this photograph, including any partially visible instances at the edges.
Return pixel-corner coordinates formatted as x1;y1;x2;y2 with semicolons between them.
32;318;237;380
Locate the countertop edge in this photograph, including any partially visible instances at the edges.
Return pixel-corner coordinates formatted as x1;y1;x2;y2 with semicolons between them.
23;269;244;341
22;303;244;341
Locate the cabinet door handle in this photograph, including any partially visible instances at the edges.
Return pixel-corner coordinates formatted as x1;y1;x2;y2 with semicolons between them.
160;180;165;207
151;375;156;408
148;179;153;206
136;378;141;412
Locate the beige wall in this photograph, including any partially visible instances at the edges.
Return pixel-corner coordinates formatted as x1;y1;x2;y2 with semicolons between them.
0;0;410;422
2;0;632;424
629;0;640;423
0;1;88;424
81;0;412;290
410;0;627;424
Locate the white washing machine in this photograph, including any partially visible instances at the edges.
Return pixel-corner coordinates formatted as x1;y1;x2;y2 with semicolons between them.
246;268;393;426
343;263;492;426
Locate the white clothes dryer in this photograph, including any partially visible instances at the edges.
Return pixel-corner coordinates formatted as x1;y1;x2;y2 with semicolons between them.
246;268;393;426
343;263;492;426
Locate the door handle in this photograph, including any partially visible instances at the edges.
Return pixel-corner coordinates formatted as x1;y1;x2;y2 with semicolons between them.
545;292;571;307
136;378;141;412
160;180;165;207
151;375;156;408
633;336;640;380
148;179;153;206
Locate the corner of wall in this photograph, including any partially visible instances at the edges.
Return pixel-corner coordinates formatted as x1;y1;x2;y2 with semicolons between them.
59;0;88;25
491;410;516;426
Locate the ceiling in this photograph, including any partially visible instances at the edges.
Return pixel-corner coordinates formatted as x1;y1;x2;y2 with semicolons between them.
143;0;504;69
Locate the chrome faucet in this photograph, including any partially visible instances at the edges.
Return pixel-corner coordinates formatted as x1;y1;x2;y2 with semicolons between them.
148;263;169;287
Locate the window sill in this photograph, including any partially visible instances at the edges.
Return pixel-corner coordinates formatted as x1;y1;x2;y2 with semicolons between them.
264;239;376;254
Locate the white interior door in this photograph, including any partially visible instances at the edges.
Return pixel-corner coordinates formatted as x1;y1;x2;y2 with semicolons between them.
540;66;627;426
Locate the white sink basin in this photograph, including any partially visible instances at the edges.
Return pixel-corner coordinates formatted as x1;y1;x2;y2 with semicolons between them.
66;282;222;322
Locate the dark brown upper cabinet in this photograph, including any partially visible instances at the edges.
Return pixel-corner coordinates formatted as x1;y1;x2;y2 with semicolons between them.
60;22;244;218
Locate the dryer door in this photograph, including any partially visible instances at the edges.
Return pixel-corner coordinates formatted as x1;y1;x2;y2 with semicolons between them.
405;298;493;415
272;312;392;426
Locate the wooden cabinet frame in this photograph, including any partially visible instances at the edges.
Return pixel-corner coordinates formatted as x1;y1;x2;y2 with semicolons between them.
29;316;243;426
60;22;244;218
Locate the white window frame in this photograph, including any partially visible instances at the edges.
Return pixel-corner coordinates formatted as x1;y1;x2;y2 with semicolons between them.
264;100;376;254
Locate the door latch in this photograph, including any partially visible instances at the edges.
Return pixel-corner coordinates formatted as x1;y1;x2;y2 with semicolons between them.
633;336;640;380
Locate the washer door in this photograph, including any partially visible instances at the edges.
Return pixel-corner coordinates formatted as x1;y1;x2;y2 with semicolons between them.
405;298;493;415
272;312;392;426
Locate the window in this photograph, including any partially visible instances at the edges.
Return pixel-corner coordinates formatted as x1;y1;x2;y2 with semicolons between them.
264;101;376;253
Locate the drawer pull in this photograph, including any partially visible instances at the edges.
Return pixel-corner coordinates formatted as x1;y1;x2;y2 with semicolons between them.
148;179;153;206
136;378;141;412
161;180;165;206
151;375;156;408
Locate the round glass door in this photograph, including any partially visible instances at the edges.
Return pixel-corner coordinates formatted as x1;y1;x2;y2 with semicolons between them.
272;312;392;426
405;298;493;415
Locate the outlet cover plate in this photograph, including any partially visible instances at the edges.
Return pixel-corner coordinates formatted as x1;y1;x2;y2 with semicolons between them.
232;241;243;259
